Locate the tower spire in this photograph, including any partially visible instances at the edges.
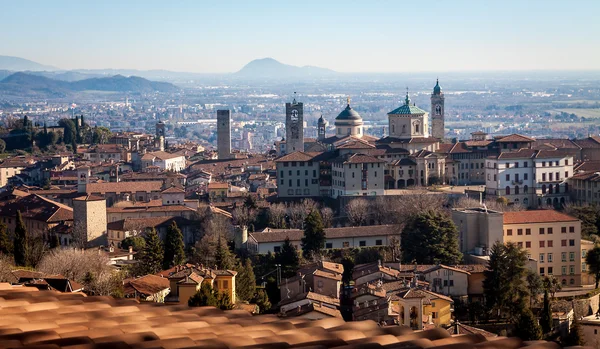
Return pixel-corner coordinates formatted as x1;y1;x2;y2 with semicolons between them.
293;92;297;104
405;87;410;105
347;96;351;106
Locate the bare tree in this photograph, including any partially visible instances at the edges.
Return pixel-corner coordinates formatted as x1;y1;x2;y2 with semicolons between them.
372;196;392;225
388;192;448;223
286;199;317;229
27;231;48;268
232;206;257;228
268;203;287;228
0;254;15;283
320;206;334;228
453;196;526;212
191;233;218;266
345;198;370;226
37;248;112;282
202;214;234;241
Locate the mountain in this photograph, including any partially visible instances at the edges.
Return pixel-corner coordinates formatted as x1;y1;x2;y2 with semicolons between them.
235;58;336;78
0;72;179;97
0;55;58;71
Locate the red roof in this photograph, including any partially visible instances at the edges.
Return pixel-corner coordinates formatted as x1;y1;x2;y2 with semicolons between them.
503;210;579;224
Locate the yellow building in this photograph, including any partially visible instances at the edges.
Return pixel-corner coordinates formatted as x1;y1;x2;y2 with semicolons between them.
163;265;237;305
207;182;229;201
392;287;453;329
503;210;587;286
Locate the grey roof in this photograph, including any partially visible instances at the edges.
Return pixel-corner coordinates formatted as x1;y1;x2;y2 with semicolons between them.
335;104;362;121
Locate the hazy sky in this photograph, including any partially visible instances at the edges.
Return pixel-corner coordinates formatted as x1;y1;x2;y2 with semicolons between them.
1;0;599;73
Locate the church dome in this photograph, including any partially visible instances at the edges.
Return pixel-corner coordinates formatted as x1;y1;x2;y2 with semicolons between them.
335;104;362;122
433;79;442;95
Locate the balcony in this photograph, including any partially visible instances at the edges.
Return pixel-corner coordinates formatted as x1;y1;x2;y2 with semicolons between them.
511;180;523;185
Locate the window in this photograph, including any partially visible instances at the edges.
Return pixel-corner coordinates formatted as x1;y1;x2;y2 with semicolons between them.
570;266;575;275
507;229;513;236
583;263;587;272
359;241;366;247
526;241;531;248
274;246;281;253
583;250;588;258
539;241;545;248
526;228;531;235
562;266;567;275
375;240;383;246
561;239;567;247
506;174;510;181
569;239;575;246
325;243;333;249
539;253;544;262
570;252;575;261
548;267;553;275
505;186;510;195
548;227;553;234
569;226;575;233
343;242;349;248
561;227;567;233
548;253;553;262
518;229;523;235
539;228;545;235
540;267;545;274
223;280;228;289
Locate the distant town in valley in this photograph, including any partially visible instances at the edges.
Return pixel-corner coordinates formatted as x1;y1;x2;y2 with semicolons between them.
1;50;600;347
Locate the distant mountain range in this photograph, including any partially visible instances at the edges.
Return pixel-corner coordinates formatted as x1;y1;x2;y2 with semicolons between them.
0;72;180;97
0;55;58;72
235;58;337;78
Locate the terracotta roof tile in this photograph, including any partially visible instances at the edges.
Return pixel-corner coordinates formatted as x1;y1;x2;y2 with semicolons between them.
503;210;578;224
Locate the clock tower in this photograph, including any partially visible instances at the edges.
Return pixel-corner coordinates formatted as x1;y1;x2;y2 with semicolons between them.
285;93;304;154
317;115;326;141
431;79;445;140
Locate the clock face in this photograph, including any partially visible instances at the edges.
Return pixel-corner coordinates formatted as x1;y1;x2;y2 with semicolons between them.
291;109;299;122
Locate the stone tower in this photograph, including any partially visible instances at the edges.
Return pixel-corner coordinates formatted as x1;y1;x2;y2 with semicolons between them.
77;166;90;193
217;109;232;159
285;94;304;154
431;79;445;140
155;120;166;151
73;195;107;247
317;115;326;141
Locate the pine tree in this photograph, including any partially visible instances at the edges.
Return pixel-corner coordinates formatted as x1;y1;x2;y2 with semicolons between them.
188;283;217;307
540;290;553;335
163;222;185;269
235;258;256;301
276;237;300;278
301;210;326;260
0;222;10;255
13;211;28;266
138;228;164;275
217;292;234;310
215;236;235;270
252;289;271;314
401;210;462;265
514;308;542;340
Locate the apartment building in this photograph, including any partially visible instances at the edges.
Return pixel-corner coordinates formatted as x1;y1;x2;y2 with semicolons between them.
331;153;386;198
274;152;321;197
485;149;573;208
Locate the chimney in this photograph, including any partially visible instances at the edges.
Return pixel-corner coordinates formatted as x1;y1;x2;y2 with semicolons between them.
128;245;133;254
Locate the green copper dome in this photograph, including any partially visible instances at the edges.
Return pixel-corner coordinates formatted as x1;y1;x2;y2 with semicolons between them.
388;92;426;115
433;79;442;95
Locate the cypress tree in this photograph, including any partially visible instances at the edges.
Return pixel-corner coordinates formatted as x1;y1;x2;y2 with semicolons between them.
163;222;185;269
514;308;542;340
13;211;28;266
540;290;553;335
215;236;235;270
0;222;10;255
301;210;326;260
138;228;164;274
253;289;271;314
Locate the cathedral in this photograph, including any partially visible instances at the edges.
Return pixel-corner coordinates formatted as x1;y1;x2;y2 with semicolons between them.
276;80;451;198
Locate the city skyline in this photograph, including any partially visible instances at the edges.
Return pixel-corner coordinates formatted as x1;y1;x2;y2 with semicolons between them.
1;0;599;73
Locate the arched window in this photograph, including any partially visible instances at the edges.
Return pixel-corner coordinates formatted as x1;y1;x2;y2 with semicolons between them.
515;186;520;195
415;124;420;133
435;105;442;115
523;198;529;206
524;185;528;193
505;186;511;195
542;184;546;194
555;184;560;193
514;198;519;204
392;124;395;133
549;185;553;194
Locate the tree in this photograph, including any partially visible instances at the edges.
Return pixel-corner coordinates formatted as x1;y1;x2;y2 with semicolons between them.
565;204;599;239
214;236;235;270
216;292;234;310
540;290;553;335
13;211;28;266
137;228;164;275
268;203;287;228
526;271;543;307
188;283;217;307
287;199;317;229
514;308;542;340
232;206;256;229
563;317;585;346
58;118;76;145
586;246;600;288
120;236;146;251
163;222;185;269
252;289;271;314
401;211;462;265
387;193;447;223
275;237;299;278
0;223;10;255
301;210;326;260
49;234;60;250
235;258;256;302
243;195;258;210
345;198;370;226
0;139;6;153
496;196;509;206
320;207;334;228
92;126;112;144
543;276;562;299
483;242;529;320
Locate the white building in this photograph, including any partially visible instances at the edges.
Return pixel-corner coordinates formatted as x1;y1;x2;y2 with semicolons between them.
331;153;386;198
485;149;573;208
248;225;400;254
274;152;322;198
141;151;186;172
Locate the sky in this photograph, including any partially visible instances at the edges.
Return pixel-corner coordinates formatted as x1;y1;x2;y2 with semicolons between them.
1;0;599;73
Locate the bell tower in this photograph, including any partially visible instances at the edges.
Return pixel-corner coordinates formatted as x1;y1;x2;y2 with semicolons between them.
431;79;445;140
317;115;326;141
285;92;304;154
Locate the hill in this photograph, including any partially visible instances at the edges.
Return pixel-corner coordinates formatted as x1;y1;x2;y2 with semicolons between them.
0;72;179;97
0;55;58;71
235;58;336;78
